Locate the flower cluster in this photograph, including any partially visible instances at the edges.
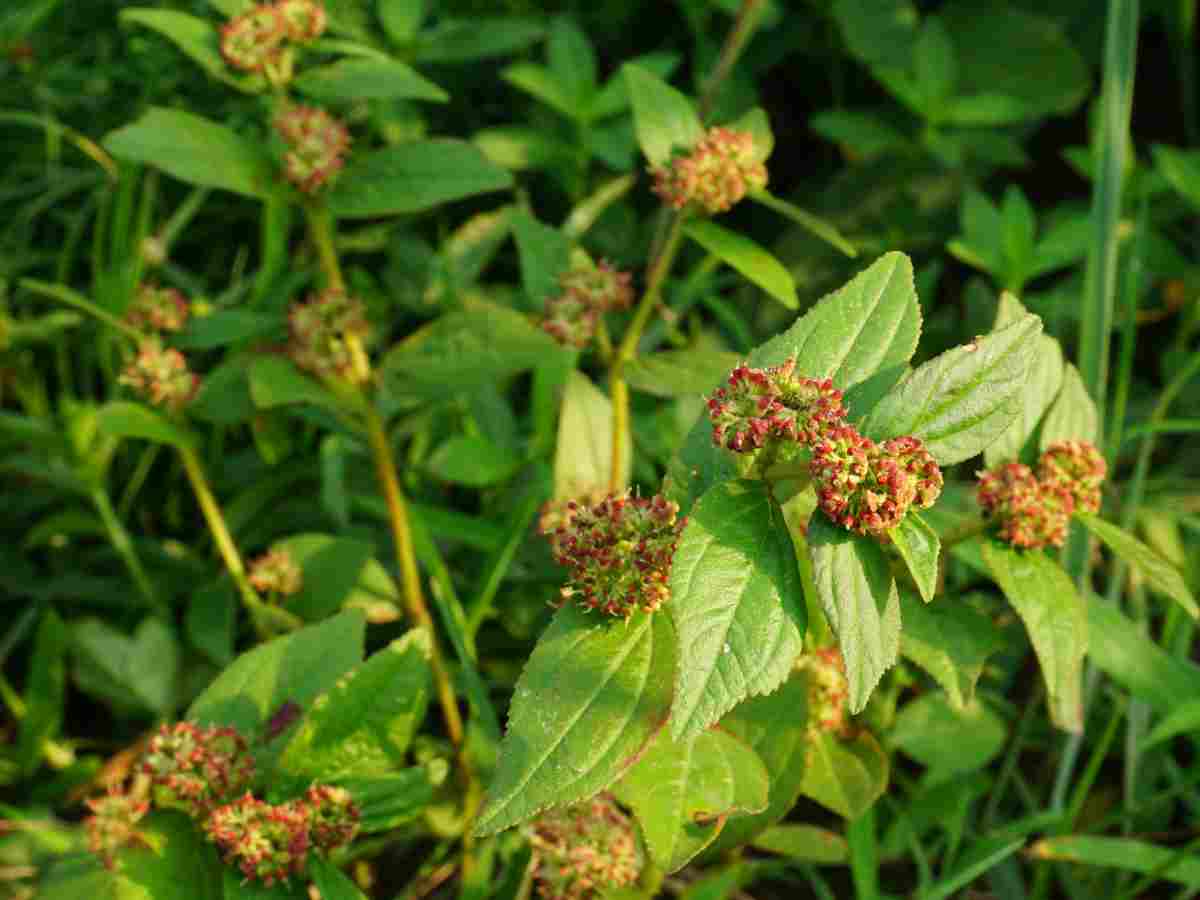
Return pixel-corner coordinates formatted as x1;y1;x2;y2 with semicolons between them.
305;784;361;851
651;127;768;214
976;440;1104;549
541;492;684;618
248;548;303;598
529;794;642;900
126;282;188;333
542;261;635;348
288;289;370;380
140;722;256;818
119;339;200;412
274;104;351;193
798;647;850;735
84;788;150;870
220;1;325;81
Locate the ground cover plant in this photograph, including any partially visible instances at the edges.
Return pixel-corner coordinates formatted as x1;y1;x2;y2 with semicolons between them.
3;1;1200;898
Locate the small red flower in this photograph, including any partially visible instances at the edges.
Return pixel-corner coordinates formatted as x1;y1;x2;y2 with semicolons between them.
248;548;303;598
140;722;255;817
651;127;768;214
274;104;351;193
1038;439;1106;514
84;787;150;870
530;794;642;900
287;289;370;380
119;340;200;412
977;462;1074;549
220;6;286;74
126;283;189;333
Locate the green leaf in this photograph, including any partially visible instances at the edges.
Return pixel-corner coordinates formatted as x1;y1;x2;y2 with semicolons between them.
810;109;908;159
1152;144;1200;212
913;17;957;113
1001;186;1037;286
747;189;858;258
188;611;364;742
427;435;523;487
345;765;446;832
889;511;939;603
624;349;741;398
1030;835;1200;888
378;0;424;44
547;16;596;111
669;480;805;740
103;108;272;198
752;825;849;864
414;17;545;64
984;294;1064;465
176;310;284;350
891;694;1006;779
1144;698;1200;752
295;58;447;103
1088;599;1200;713
862;312;1042;465
17;610;67;773
329;140;513;218
1075;513;1197;619
112;811;225;900
799;729;889;819
833;0;919;70
475;605;676;835
96;401;197;450
186;580;236;666
308;856;369;900
554;370;630;500
899;589;999;709
613;728;770;872
808;513;900;713
511;209;571;309
119;9;261;92
622;62;703;167
277;629;431;780
268;533;400;623
247;355;341;413
71;617;179;717
981;541;1086;732
683;220;798;310
1040;362;1099;448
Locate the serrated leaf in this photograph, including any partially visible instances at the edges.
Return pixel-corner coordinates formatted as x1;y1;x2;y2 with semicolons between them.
799;729;888;819
899;589;999;709
1076;513;1197;619
277;630;431;780
684;221;798;309
889;511;940;603
294;58;447;103
1040;362;1098;448
623;62;703;167
808;513;900;713
891;694;1006;779
862;312;1042;465
669;480;805;740
96;401;197;450
475;605;676;835
613;728;770;872
554;370;630;500
981;541;1086;732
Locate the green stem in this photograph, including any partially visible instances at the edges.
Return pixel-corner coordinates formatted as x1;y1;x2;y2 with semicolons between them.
18;278;146;343
305;202;346;292
90;486;162;615
698;0;767;120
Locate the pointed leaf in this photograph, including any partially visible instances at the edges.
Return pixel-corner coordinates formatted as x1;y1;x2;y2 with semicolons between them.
120;9;261;93
981;541;1086;732
294;58;447;103
247;356;341;413
554;370;630;500
808;513;900;713
623;63;703;167
1088;599;1200;713
889;511;940;603
862;312;1042;465
624;349;741;398
511;209;571;309
96;401;197;450
891;694;1006;779
669;480;805;740
475;605;676;835
1030;836;1200;888
899;589;1000;709
751;825;849;864
1075;513;1196;617
1040;362;1098;448
1144;699;1200;751
799;730;888;819
684;221;798;309
308;856;369;900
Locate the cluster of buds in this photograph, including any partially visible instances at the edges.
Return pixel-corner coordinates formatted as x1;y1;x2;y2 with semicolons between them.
977;441;1104;549
274;104;351;193
542;262;635;348
541;492;684;618
140;722;256;818
119;339;200;413
220;1;325;81
84;787;150;870
706;358;846;456
810;428;942;537
287;289;370;381
797;647;850;736
248;548;303;598
305;785;361;851
651;127;768;214
529;794;642;900
126;282;188;333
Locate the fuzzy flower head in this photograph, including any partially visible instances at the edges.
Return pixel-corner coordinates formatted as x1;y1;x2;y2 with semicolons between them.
542;492;684;618
248;549;303;598
126;283;189;333
140;722;255;817
707;358;846;458
304;784;360;851
651;127;768;214
977;462;1074;549
811;425;919;536
542;290;599;349
288;289;370;380
881;435;943;510
1038;440;1106;515
84;787;150;870
119;339;199;413
530;794;643;900
274;105;351;193
220;5;286;74
542;261;634;349
798;647;850;735
204;793;311;887
276;0;326;42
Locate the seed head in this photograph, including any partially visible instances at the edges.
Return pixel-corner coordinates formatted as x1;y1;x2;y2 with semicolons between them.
881;435;943;510
977;462;1074;549
126;283;189;333
1038;440;1106;515
248;549;303;598
530;794;642;900
542;261;634;349
140;722;255;818
541;492;684;618
274;104;351;193
220;6;286;74
797;647;850;735
811;425;921;536
204;793;311;887
287;289;370;380
304;784;360;851
275;0;326;42
651;127;768;214
84;787;150;870
119;339;199;412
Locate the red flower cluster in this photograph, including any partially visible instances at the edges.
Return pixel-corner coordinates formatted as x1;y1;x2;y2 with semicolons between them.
798;646;850;735
651;127;768;214
274;104;351;193
542;261;635;348
287;289;370;380
84;788;150;870
305;784;361;851
126;282;189;333
140;722;256;818
977;440;1105;549
119;339;200;412
542;492;684;618
220;1;325;80
248;548;303;598
530;794;643;900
